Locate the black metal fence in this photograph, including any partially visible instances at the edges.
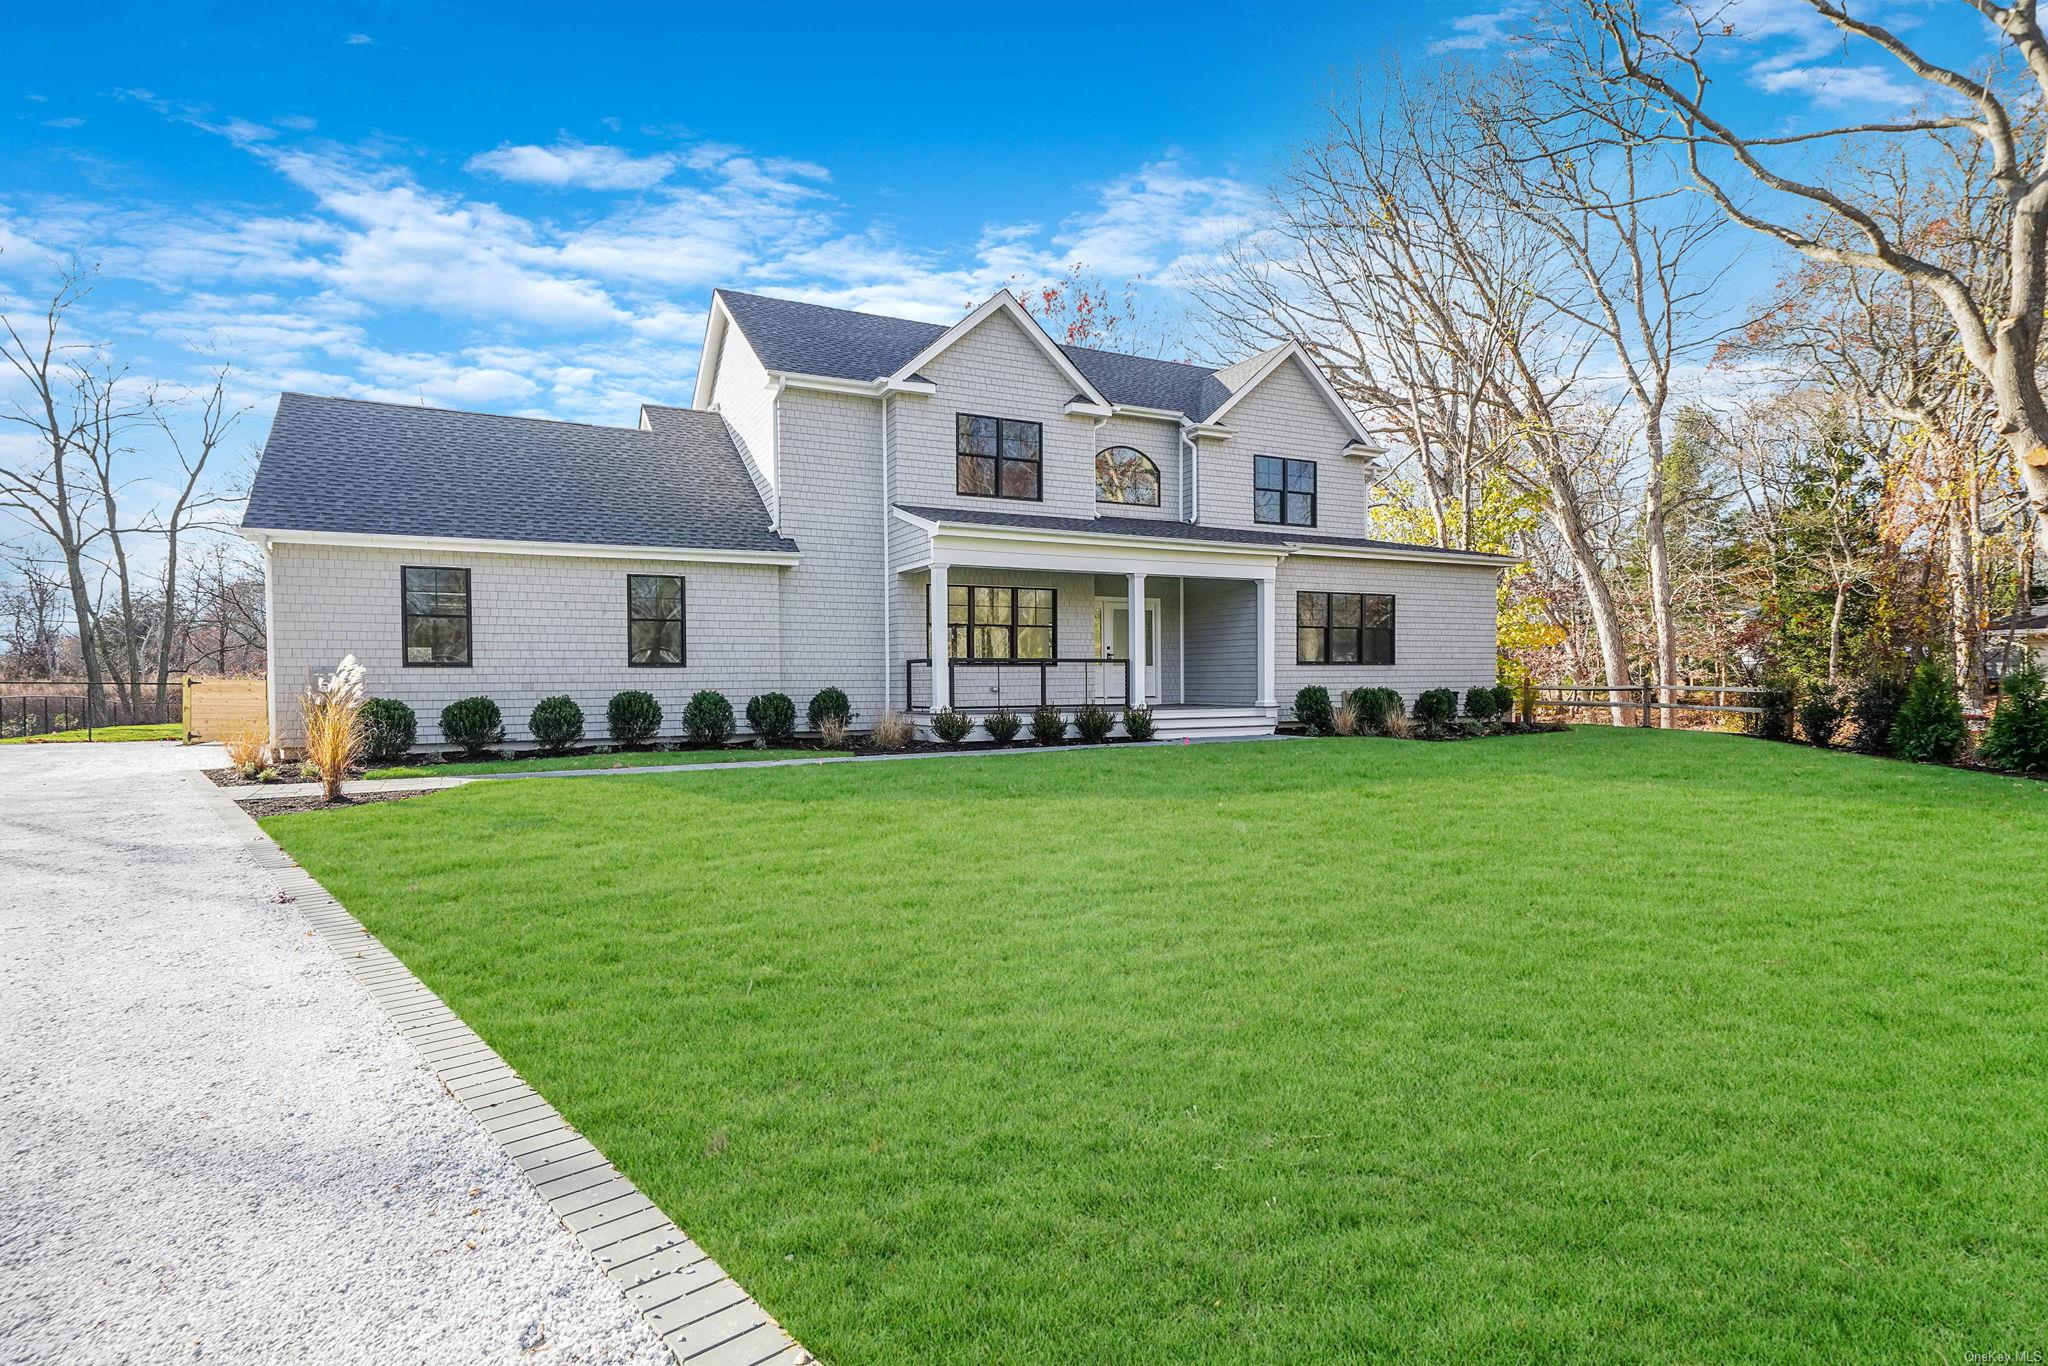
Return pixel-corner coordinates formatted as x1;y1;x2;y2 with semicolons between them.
0;691;181;740
904;657;1133;713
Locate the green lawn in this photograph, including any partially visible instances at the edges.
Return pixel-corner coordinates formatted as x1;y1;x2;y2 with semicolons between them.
0;722;183;744
264;729;2048;1363
361;746;838;779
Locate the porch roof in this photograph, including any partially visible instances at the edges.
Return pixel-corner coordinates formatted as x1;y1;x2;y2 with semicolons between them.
893;504;1518;566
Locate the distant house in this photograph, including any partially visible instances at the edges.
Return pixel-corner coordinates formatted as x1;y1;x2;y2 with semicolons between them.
1989;601;2048;678
241;289;1516;749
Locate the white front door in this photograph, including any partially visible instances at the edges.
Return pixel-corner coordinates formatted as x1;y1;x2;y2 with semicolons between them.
1097;599;1161;702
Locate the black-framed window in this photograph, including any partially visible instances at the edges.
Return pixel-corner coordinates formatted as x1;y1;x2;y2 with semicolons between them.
1297;591;1394;665
1255;455;1317;526
627;574;685;667
928;584;1056;659
957;413;1042;500
1095;446;1160;506
402;566;471;667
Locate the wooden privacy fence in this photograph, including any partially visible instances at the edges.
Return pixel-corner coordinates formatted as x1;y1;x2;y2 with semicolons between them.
1532;682;1772;728
182;675;267;743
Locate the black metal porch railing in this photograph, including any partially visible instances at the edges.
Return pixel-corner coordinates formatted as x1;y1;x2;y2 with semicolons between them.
903;657;1131;712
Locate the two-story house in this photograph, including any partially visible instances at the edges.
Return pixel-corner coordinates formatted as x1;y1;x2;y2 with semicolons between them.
243;289;1516;747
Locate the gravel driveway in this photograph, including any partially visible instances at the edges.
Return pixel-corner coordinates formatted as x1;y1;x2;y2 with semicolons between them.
0;741;672;1366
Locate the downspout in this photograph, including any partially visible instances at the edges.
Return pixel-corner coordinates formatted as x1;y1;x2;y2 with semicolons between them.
1181;427;1200;523
879;391;892;712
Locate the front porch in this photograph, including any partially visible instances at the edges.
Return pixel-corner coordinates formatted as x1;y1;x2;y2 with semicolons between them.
897;562;1282;740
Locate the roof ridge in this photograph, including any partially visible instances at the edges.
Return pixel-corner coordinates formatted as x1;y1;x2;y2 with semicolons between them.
279;391;658;435
715;289;1219;375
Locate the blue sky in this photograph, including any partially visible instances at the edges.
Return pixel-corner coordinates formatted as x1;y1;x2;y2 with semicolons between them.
0;0;1988;468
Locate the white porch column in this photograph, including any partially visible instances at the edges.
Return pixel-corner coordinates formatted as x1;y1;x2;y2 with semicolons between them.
928;562;950;711
1255;575;1277;708
1125;571;1146;706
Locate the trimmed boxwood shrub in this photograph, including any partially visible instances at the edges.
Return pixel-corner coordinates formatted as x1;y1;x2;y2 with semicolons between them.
984;707;1022;743
607;689;662;746
1412;687;1459;735
1464;686;1501;724
1850;675;1909;755
807;687;852;730
1490;683;1515;719
1294;685;1335;736
439;696;503;757
1123;706;1156;741
1346;687;1403;736
1982;654;2048;773
682;690;736;746
1892;658;1967;764
745;691;798;745
528;695;584;753
1074;702;1116;743
1797;687;1845;748
361;698;416;764
929;707;974;745
1030;705;1067;744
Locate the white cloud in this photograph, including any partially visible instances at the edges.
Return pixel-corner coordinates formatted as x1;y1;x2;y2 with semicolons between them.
3;108;1255;437
345;33;373;45
42;116;85;129
1428;1;1534;54
466;138;677;191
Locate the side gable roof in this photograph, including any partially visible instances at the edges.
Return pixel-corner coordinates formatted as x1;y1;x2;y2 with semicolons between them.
242;393;796;555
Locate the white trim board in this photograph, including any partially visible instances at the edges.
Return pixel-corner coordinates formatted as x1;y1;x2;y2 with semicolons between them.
243;528;800;567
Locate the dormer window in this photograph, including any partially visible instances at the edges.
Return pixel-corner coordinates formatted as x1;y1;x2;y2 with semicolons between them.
1094;447;1160;506
1254;455;1316;526
957;414;1042;501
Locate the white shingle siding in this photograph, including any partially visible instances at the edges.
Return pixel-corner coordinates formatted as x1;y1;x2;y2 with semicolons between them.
776;388;890;721
708;325;778;522
1275;556;1501;717
1200;356;1371;538
891;310;1105;519
267;543;782;748
1182;579;1259;702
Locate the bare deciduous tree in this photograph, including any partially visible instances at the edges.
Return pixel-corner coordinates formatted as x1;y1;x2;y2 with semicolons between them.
1586;0;2048;567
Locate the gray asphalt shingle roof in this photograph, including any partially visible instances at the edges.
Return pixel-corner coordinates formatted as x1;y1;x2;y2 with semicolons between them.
241;393;795;554
717;289;1231;421
893;504;1514;561
1992;607;2048;632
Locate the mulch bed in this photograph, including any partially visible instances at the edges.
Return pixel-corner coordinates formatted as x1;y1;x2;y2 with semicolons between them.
205;764;317;788
240;790;432;818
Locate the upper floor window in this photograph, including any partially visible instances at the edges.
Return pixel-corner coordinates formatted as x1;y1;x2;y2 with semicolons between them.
1255;455;1317;526
1095;447;1160;506
402;566;471;667
627;574;685;667
1297;591;1394;665
957;413;1042;501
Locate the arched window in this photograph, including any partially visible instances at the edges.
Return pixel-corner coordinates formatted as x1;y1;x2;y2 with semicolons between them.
1094;447;1160;506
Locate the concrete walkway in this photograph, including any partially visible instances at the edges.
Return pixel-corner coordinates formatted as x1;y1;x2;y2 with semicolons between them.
0;741;679;1364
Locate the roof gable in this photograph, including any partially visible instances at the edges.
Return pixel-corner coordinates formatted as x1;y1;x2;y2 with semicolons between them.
1201;343;1378;450
884;291;1110;407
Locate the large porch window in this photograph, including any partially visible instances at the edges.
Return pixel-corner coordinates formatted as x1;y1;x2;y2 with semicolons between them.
932;585;1056;659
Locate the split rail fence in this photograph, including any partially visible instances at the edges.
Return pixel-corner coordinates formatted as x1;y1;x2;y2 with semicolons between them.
1531;682;1772;729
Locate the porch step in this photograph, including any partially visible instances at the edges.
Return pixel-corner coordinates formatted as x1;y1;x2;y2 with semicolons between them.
1149;705;1278;741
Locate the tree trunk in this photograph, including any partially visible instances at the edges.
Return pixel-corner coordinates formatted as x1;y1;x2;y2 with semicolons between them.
1828;582;1847;684
1945;495;1984;709
1540;458;1632;725
1643;467;1679;728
